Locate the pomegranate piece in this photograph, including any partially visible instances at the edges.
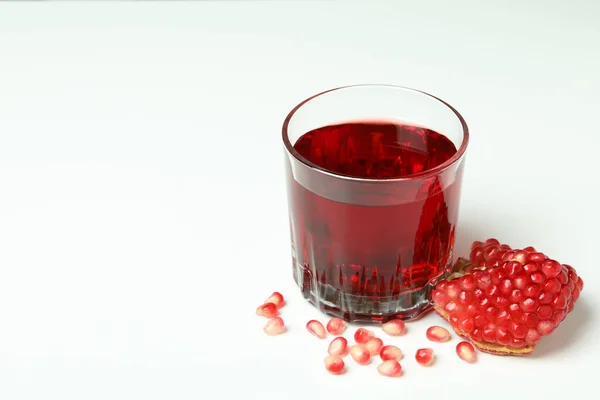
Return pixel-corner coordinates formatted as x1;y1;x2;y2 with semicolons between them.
306;320;327;339
364;337;384;355
415;348;434;366
377;360;402;377
380;345;402;361
426;326;451;342
432;239;584;356
328;337;349;357
264;292;285;309
324;355;345;375
456;341;477;363
263;317;286;336
382;319;406;336
255;302;278;318
326;318;346;335
349;345;371;365
354;328;375;344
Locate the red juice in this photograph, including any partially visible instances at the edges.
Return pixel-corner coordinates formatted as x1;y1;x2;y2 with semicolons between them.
285;121;464;322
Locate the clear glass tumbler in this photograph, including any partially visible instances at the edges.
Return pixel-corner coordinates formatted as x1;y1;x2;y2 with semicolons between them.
282;85;469;322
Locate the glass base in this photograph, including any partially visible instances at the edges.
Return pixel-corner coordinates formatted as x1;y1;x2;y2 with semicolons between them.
293;261;444;323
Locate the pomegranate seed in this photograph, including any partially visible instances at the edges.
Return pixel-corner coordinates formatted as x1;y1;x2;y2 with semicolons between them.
327;337;348;357
354;328;375;344
530;271;546;284
415;348;434;366
382;319;406;336
326;318;346;335
264;292;285;309
456;341;476;363
426;326;451;342
306;320;327;339
519;298;538;313
365;338;384;355
350;345;371;365
537;320;555;336
324;355;345;375
525;328;541;344
263;317;286;336
380;345;402;361
377;360;402;377
459;275;476;291
541;260;562;278
255;302;278;318
446;281;460;298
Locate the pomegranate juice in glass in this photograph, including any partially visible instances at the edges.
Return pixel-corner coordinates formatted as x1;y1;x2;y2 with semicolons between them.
282;85;469;322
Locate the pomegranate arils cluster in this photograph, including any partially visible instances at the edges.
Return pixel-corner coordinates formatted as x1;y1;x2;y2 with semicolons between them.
433;238;584;356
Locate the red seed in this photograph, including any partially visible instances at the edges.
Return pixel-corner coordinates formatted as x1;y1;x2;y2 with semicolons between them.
255;302;278;318
530;271;546;284
415;348;434;366
263;317;286;336
526;328;541;344
326;318;346;335
328;337;348;357
426;326;451;342
456;341;476;363
446;281;460;298
537;320;555;336
432;289;449;305
354;328;375;344
365;338;384;355
350;345;371;365
306;320;327;339
380;345;402;361
264;292;285;309
459;275;476;291
382;319;406;336
377;360;402;377
541;259;562;278
324;355;345;375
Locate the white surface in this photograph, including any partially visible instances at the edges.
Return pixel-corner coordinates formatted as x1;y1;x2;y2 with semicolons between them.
0;1;598;399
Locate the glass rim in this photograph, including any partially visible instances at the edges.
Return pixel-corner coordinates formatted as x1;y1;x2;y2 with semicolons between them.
281;84;470;182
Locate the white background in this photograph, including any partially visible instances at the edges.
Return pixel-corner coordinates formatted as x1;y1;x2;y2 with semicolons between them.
0;1;598;399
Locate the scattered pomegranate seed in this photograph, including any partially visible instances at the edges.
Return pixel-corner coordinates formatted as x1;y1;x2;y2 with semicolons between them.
263;317;286;336
354;328;375;344
426;326;451;342
456;341;477;363
324;355;345;375
255;302;278;318
326;318;346;335
380;345;402;361
328;337;349;357
349;345;371;365
377;360;402;377
415;348;434;366
306;320;327;339
365;337;384;355
382;319;406;336
264;292;285;309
